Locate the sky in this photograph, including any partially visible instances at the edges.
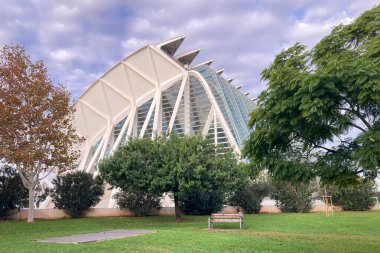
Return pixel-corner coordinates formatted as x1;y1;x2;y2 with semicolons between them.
0;0;379;100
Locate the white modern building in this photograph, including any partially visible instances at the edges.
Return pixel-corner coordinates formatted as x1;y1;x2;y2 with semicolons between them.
44;37;255;208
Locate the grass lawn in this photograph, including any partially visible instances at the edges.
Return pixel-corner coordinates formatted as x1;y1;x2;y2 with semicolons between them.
0;211;379;253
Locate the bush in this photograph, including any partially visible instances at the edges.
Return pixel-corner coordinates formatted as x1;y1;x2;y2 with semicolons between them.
49;171;104;218
179;189;225;215
0;165;28;219
114;190;161;216
330;182;376;211
270;181;314;213
228;180;271;214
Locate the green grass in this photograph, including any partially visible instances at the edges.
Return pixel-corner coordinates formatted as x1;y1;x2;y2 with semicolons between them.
0;211;379;252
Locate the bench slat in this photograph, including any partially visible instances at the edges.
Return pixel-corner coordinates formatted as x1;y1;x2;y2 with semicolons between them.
211;219;242;223
211;215;242;218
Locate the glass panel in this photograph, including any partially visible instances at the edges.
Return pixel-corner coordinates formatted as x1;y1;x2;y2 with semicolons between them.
114;116;127;140
136;98;153;136
161;80;184;135
189;75;212;134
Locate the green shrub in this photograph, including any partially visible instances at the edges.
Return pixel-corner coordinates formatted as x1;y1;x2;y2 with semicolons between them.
49;171;104;218
0;165;28;219
330;182;376;211
270;181;314;213
179;190;225;215
114;190;161;216
228;180;271;214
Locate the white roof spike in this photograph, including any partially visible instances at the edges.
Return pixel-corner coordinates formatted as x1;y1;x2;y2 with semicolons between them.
176;49;201;66
227;78;234;83
156;36;186;56
216;69;224;75
244;92;250;96
192;60;213;69
236;85;242;90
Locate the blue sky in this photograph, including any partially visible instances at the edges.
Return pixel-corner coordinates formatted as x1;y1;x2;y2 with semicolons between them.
1;0;379;100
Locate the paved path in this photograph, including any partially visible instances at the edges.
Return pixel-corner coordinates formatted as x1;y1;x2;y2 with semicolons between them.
38;229;156;244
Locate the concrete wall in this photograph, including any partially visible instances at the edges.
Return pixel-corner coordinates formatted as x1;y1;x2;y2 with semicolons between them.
8;204;380;220
8;207;175;220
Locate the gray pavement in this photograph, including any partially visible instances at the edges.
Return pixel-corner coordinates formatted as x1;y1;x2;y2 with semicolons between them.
37;229;156;244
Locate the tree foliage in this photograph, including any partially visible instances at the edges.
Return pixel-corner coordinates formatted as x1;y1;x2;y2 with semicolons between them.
270;180;314;213
228;180;271;214
49;171;104;218
0;44;83;222
114;190;161;217
160;134;242;219
328;182;377;211
100;134;242;220
178;189;225;215
108;137;165;193
0;165;28;219
243;6;380;186
96;138;163;217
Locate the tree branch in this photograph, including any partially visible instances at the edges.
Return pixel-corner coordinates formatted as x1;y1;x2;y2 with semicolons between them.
18;169;34;188
346;122;367;133
18;170;30;188
313;144;336;153
297;133;336;154
339;103;372;130
37;165;56;181
35;161;42;179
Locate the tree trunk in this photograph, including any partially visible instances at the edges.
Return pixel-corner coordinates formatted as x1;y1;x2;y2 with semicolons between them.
27;186;35;223
173;193;182;220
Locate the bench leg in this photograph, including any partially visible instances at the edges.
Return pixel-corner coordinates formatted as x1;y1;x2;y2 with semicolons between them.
208;218;211;229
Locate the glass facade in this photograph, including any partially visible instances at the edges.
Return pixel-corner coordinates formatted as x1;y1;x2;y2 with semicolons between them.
194;65;255;148
107;65;254;154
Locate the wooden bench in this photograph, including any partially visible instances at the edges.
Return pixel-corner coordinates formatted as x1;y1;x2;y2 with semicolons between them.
208;212;244;229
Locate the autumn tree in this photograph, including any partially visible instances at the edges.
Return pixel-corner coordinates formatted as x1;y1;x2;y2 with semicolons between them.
243;5;380;186
0;44;82;222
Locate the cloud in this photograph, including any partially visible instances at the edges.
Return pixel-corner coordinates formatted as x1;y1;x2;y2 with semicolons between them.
0;0;379;99
285;7;358;48
50;48;77;62
121;37;150;56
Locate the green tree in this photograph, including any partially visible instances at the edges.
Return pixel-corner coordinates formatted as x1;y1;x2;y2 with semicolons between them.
160;135;242;220
228;179;271;214
114;190;161;216
0;165;28;219
243;5;380;186
270;180;314;213
178;189;225;215
99;138;164;216
100;134;242;220
49;171;104;218
328;182;377;211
